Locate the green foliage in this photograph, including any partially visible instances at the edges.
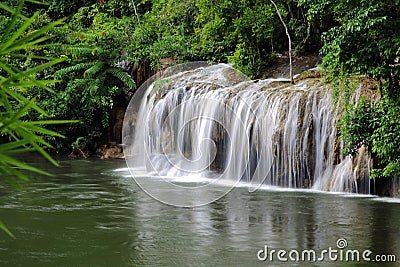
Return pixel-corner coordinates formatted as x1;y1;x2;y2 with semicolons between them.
128;0;198;69
125;0;305;77
33;3;136;152
302;0;400;96
71;136;89;158
226;2;278;77
4;0;398;181
340;97;400;179
195;0;285;77
47;0;96;19
301;0;400;181
339;99;380;155
194;0;236;62
0;0;75;237
370;99;400;178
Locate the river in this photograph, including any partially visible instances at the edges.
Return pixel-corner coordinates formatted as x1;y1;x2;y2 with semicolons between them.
0;157;399;266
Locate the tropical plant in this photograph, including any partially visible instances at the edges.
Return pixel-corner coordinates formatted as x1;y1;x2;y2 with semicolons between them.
301;0;400;181
301;0;400;96
35;5;137;152
0;0;74;237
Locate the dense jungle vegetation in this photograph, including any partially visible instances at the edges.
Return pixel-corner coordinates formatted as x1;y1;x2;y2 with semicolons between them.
0;0;399;192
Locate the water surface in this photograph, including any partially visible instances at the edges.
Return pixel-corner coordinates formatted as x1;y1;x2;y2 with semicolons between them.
0;157;399;266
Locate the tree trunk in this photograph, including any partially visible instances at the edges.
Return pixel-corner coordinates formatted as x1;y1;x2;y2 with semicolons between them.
270;0;294;83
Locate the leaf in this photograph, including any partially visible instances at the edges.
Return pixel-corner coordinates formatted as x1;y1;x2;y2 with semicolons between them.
83;61;104;79
63;46;95;56
0;153;51;177
106;68;136;89
0;0;70;238
55;62;95;78
9;18;65;52
0;98;36;131
24;120;80;125
0;163;30;182
0;2;27;21
0;12;39;52
0;140;32;151
0;220;15;239
0;58;66;97
31;142;59;167
0;167;23;191
25;0;49;5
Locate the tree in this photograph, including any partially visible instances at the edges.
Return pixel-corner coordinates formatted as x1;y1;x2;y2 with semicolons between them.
301;0;400;181
32;2;136;153
301;0;400;96
270;0;293;83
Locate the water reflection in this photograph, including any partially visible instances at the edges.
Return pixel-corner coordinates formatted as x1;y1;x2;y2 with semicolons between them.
0;158;399;266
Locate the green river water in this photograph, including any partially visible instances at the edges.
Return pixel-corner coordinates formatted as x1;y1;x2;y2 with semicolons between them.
0;157;399;266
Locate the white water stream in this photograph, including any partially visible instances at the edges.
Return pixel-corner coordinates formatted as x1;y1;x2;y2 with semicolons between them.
123;63;366;196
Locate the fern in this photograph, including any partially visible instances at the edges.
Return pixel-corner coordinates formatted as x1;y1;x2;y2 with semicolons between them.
83;61;104;78
87;80;99;96
106;67;136;89
96;72;107;91
63;46;96;57
67;78;90;90
55;62;94;78
74;32;102;42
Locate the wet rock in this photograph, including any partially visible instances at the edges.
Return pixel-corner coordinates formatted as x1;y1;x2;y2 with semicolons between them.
95;146;124;159
104;147;123;159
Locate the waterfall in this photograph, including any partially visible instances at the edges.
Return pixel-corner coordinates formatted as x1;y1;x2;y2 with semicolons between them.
123;63;367;194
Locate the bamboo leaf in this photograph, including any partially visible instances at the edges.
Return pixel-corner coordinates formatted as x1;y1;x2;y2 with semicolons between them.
24;120;79;125
29;142;59;166
20;124;65;138
2;163;29;183
0;12;39;51
0;99;36;131
1;148;36;154
0;154;51;177
13;126;54;149
0;60;18;78
10;58;65;80
0;0;68;238
1;38;52;54
0;220;15;239
7;53;63;61
0;87;47;116
0;1;25;46
10;80;62;91
0;168;23;191
10;18;65;50
0;2;27;21
25;0;49;5
0;140;31;151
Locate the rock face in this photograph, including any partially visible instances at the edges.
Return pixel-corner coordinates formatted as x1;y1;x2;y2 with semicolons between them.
104;147;124;159
95;146;124;159
261;53;321;79
353;145;372;194
374;177;400;197
124;63;360;192
122;62;399;197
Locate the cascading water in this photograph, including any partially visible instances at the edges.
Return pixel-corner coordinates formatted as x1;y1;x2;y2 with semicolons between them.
123;62;368;198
